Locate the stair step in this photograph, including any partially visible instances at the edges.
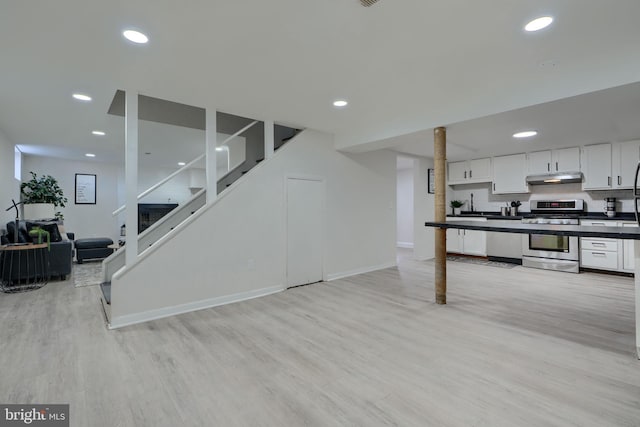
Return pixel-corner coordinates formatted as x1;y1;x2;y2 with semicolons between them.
100;281;111;305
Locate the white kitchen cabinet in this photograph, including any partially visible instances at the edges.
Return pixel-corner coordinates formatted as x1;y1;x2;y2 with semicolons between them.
448;158;492;185
622;222;636;272
613;140;640;189
527;148;580;175
582;143;612;190
553;147;581;172
446;228;463;253
527;150;552;174
492;153;529;194
580;219;636;273
448;161;468;184
446;217;486;256
580;219;618;271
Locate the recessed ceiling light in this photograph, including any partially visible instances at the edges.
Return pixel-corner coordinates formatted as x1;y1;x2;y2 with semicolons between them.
215;147;224;152
85;153;96;158
513;130;538;139
525;16;553;32
123;29;149;44
72;93;92;101
177;162;186;166
333;100;348;107
92;130;106;136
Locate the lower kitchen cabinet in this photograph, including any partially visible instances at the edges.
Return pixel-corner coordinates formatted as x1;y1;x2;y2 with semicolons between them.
446;218;487;256
579;219;634;273
622;222;635;272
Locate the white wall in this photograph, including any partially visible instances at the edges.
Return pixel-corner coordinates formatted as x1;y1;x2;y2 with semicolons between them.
22;156;121;242
137;166;192;205
449;182;635;214
110;129;397;327
413;157;435;260
0;129;20;229
397;167;414;248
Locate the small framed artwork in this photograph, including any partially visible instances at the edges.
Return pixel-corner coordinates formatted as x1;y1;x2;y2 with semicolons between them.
75;173;97;204
428;168;435;194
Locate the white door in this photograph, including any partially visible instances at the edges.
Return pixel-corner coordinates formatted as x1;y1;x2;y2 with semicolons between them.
287;178;324;287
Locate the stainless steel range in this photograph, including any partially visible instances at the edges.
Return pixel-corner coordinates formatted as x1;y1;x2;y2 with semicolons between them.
521;199;585;273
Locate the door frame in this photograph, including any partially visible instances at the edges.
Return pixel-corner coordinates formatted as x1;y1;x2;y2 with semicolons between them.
284;174;326;287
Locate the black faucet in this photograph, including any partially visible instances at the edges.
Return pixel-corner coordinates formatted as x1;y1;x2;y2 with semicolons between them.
470;193;474;212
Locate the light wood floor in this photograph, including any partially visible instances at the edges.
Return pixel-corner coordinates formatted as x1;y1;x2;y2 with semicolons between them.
1;250;639;426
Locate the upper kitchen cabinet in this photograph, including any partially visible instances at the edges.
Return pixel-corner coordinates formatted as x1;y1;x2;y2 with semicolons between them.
527;150;552;174
527;147;580;175
447;158;492;185
492;153;529;194
613;140;640;189
582;143;612;190
553;147;581;172
582;141;640;190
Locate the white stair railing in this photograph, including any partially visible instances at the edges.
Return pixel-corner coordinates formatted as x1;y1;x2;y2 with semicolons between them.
112;120;258;216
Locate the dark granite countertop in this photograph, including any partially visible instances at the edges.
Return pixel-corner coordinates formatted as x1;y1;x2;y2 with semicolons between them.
447;211;637;221
426;220;640;239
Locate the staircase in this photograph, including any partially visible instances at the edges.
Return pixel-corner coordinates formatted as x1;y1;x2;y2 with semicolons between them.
99;123;301;314
100;188;206;304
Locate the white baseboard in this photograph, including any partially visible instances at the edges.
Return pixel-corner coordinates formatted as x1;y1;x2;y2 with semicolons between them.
397;242;414;249
109;285;283;329
326;261;397;282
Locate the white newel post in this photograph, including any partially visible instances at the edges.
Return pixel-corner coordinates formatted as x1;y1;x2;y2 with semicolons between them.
125;90;139;267
206;107;217;204
265;120;274;159
635;240;640;359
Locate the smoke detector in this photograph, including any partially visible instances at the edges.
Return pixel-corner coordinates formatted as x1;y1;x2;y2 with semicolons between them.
360;0;380;6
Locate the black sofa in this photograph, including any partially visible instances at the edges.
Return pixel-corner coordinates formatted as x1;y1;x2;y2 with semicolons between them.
2;221;74;280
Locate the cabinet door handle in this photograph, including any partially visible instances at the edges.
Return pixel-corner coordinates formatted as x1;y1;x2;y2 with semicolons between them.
469;170;472;178
464;171;467;179
592;252;606;257
592;242;606;247
547;163;550;172
618;176;621;185
556;161;559;171
493;183;496;191
608;176;611;186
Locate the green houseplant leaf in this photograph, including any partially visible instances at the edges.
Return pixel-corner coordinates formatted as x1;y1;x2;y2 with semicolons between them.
20;171;68;208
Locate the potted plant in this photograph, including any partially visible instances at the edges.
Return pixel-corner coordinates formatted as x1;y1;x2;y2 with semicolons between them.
450;200;464;216
20;172;68;220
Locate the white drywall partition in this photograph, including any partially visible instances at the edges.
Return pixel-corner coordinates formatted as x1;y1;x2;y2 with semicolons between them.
397;167;414;248
110;129;397;327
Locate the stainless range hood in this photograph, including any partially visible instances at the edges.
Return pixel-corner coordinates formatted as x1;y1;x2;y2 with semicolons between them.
526;171;583;185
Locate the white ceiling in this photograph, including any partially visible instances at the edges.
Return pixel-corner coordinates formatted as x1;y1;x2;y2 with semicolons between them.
1;1;640;165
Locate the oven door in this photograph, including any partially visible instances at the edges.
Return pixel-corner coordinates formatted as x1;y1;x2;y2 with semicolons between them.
522;233;579;261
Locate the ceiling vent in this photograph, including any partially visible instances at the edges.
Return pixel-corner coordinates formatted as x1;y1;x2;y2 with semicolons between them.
360;0;380;6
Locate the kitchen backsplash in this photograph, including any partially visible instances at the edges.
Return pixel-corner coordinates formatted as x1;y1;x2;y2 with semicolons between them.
448;182;635;213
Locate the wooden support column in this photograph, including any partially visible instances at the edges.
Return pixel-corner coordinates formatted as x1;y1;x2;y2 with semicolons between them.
434;127;447;304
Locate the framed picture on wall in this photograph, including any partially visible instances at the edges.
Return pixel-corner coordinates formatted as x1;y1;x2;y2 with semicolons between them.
428;168;435;194
75;173;96;204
